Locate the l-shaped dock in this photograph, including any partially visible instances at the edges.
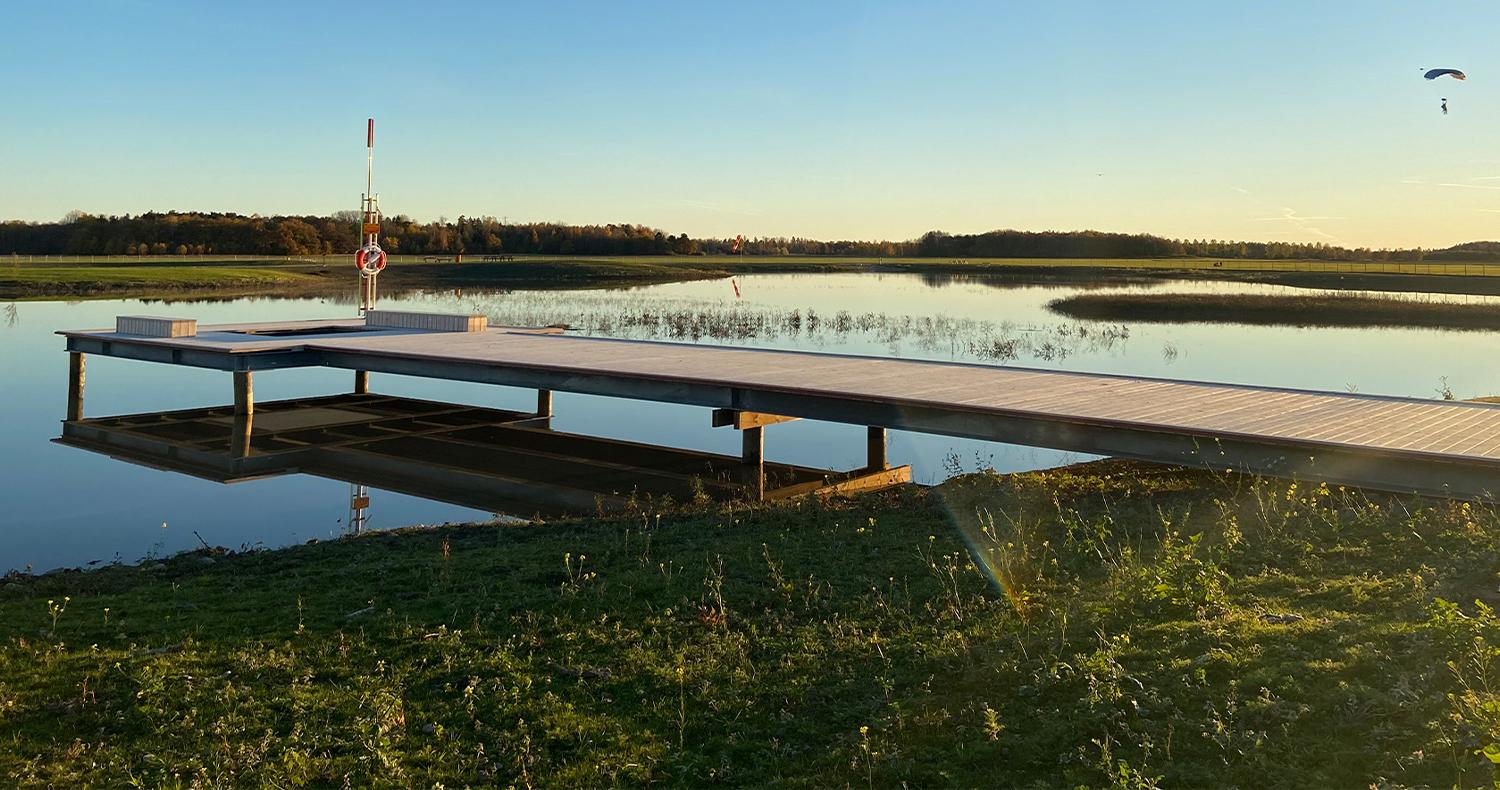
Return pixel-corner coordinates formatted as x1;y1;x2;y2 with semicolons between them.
59;310;1500;500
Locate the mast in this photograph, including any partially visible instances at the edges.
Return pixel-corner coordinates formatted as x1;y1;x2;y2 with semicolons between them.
357;118;385;312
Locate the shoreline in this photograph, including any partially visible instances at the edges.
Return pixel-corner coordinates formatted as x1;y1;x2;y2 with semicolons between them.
11;256;1500;300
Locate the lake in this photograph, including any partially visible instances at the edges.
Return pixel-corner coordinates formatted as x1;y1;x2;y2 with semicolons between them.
5;272;1498;573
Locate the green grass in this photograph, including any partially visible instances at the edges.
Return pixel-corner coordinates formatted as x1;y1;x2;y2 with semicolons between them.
1048;292;1500;331
5;460;1500;786
0;260;729;300
0;266;328;299
11;255;1500;300
378;260;728;288
14;253;1500;278
556;255;1500;278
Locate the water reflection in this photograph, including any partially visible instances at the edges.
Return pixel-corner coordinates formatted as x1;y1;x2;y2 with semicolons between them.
58;394;910;526
12;271;1500;573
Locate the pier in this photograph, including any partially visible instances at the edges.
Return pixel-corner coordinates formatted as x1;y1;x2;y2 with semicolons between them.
59;310;1500;501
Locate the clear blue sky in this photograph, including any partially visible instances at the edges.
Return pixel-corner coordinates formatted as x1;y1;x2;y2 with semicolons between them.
5;0;1499;248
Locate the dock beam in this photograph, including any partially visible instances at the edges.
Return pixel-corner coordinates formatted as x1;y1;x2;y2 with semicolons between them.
66;352;85;421
536;389;553;418
354;370;369;394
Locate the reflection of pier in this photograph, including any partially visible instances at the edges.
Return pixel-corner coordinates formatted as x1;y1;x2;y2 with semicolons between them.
58;310;1500;500
58;392;908;516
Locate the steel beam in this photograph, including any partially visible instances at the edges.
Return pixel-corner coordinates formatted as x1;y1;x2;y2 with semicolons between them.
63;336;322;371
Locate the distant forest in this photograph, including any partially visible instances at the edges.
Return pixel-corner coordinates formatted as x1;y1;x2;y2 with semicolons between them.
0;211;1487;262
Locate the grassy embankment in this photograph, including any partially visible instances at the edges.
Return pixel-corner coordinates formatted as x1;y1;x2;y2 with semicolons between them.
0;266;329;300
1050;292;1500;331
0;259;731;301
5;460;1500;786
15;252;1500;278
12;255;1500;300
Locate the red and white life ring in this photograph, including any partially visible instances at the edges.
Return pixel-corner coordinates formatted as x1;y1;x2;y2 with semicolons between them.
355;244;387;275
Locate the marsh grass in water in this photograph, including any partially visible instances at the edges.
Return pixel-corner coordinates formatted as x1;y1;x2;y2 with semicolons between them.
1049;291;1500;331
446;289;1131;364
7;461;1500;785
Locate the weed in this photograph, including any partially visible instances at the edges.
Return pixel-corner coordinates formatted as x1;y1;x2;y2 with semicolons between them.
45;596;69;634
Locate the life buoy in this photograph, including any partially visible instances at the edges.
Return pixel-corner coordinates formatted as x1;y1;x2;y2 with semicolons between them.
355;245;387;274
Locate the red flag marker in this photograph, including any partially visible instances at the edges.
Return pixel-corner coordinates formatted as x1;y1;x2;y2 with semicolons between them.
367;118;374;148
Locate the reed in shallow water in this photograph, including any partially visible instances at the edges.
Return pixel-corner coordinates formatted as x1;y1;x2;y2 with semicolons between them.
1048;291;1500;331
394;289;1134;364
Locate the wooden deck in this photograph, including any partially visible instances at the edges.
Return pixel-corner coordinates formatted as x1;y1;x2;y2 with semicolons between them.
60;316;1500;499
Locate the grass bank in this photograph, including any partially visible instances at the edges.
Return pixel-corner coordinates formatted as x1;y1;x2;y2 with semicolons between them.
0;260;731;300
1050;291;1500;331
0;266;333;300
4;460;1500;786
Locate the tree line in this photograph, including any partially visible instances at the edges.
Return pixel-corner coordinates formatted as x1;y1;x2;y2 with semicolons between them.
0;212;696;257
0;211;1475;262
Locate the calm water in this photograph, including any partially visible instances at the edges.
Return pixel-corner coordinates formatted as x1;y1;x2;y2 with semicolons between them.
5;272;1499;573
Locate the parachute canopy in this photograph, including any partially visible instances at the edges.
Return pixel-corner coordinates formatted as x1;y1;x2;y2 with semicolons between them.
1425;68;1467;80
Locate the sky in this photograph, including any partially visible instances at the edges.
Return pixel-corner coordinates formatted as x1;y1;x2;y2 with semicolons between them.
5;0;1500;249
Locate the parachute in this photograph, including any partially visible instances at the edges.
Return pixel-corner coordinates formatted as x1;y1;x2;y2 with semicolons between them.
1425;68;1467;80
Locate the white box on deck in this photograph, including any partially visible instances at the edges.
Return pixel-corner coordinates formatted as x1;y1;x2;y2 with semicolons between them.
364;310;488;332
115;316;197;337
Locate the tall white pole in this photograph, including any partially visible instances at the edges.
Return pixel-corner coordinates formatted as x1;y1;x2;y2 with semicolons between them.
359;118;381;312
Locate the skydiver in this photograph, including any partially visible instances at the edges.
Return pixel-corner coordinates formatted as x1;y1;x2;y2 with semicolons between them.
1442;98;1449;115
